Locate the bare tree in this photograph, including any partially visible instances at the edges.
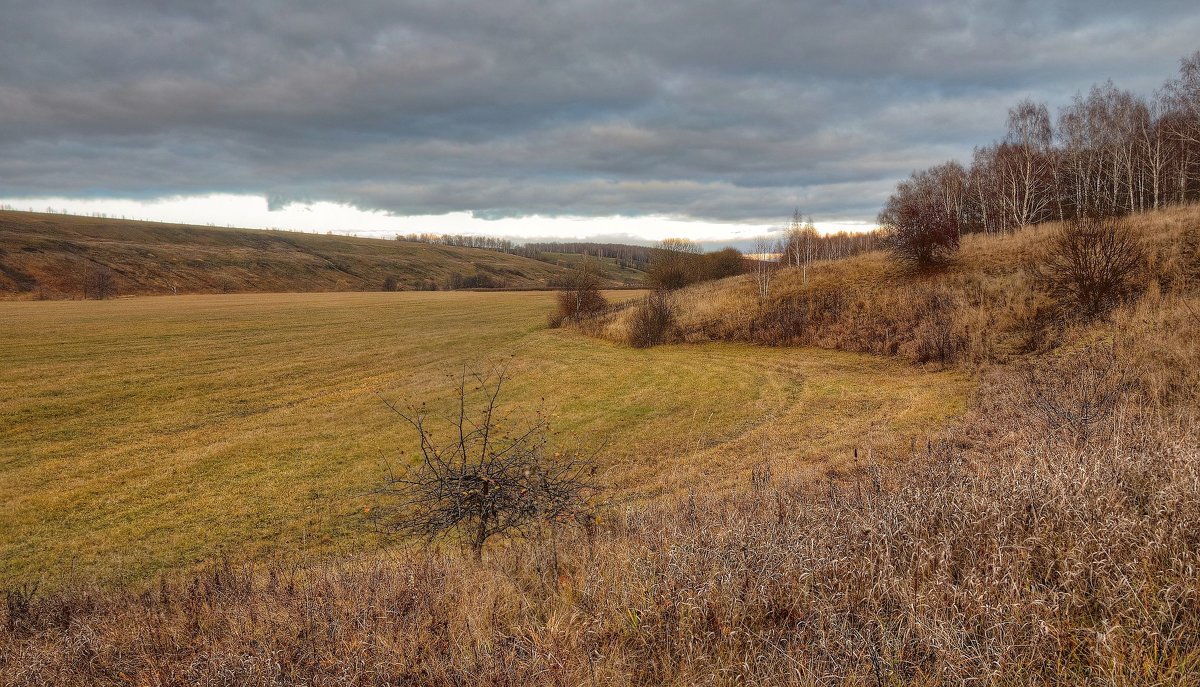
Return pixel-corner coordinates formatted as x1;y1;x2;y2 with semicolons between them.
1163;51;1200;146
879;169;961;267
749;237;776;302
996;99;1055;229
375;369;598;560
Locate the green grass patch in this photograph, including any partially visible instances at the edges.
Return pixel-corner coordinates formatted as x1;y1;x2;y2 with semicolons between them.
0;291;971;585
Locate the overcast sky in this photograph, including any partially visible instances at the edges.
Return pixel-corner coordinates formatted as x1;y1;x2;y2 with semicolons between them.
2;1;1197;241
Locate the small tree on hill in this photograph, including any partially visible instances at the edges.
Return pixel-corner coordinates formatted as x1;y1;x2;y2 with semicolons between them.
375;369;598;560
879;170;962;267
749;237;776;302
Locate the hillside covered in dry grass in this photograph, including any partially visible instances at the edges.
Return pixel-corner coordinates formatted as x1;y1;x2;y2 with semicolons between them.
591;204;1199;370
0;211;591;297
2;208;1198;685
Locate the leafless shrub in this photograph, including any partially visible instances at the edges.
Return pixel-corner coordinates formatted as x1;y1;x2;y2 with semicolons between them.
381;275;399;291
3;582;37;633
1033;216;1147;319
628;290;674;348
375;368;598;560
549;261;607;327
909;289;964;364
1019;343;1134;445
82;265;117;300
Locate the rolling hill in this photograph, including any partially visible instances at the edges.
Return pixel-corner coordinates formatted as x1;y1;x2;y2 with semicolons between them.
0;210;635;298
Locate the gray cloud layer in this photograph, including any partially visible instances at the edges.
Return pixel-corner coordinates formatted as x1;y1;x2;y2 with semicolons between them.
2;1;1197;223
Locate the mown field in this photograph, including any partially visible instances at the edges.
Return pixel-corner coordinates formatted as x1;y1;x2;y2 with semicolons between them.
0;291;969;586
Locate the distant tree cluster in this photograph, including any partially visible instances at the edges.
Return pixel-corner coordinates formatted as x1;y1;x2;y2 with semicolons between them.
82;265;118;300
518;242;652;271
397;233;518;253
443;271;502;290
395;234;652;272
776;210;884;270
645;238;745;289
881;50;1200;265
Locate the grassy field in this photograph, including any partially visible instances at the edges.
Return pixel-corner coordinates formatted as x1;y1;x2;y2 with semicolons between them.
0;291;969;585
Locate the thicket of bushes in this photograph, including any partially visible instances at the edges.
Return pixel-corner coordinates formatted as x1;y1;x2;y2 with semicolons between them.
644;239;745;290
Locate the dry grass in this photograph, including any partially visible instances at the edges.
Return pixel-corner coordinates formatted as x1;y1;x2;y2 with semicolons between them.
0;291;968;586
2;354;1195;685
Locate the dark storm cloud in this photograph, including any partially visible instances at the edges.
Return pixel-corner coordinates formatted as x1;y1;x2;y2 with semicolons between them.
2;0;1198;223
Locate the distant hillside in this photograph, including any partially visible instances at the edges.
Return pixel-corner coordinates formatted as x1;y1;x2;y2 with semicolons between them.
0;211;628;298
535;251;648;284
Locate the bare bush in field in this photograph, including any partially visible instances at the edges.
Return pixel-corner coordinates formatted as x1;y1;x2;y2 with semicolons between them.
1018;343;1134;445
627;290;675;348
374;369;597;560
548;260;607;327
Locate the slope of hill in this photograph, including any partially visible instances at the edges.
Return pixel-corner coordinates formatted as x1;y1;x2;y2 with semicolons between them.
589;204;1199;370
0;211;609;297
